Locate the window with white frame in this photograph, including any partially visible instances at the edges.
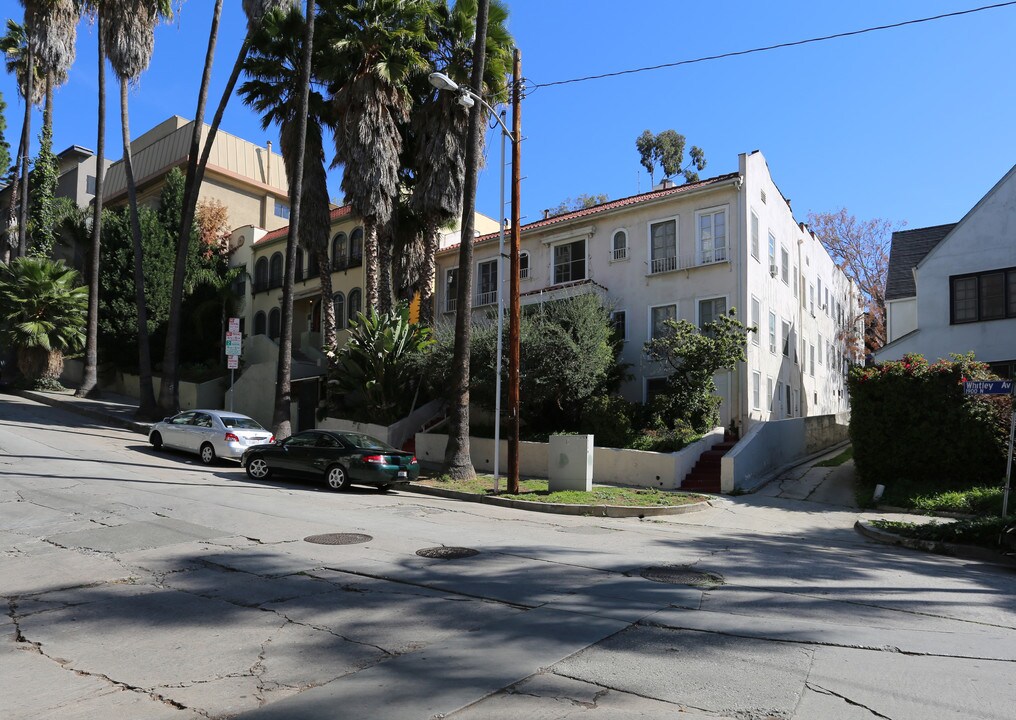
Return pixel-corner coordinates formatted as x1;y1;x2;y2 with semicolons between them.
750;296;760;345
519;251;530;279
782;320;790;357
817;277;823;310
780;246;789;284
752;371;761;409
777;380;785;418
611;230;628;261
445;268;458;313
553;239;586;284
751;211;760;260
793;266;799;298
650;303;676;339
817;332;823;365
785;383;792;418
810;344;815;376
698;297;726;329
768;311;777;354
611;310;627;342
476;259;498;306
697;207;727;264
825;287;830;315
767;232;776;271
809;283;815;315
767;376;774;411
649;218;677;274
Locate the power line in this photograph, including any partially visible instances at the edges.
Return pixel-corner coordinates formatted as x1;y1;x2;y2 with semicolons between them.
527;2;1016;91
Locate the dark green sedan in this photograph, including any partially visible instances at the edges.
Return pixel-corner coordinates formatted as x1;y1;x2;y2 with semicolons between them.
241;430;419;492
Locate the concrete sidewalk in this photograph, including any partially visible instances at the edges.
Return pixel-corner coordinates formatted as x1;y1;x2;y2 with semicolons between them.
4;386;152;435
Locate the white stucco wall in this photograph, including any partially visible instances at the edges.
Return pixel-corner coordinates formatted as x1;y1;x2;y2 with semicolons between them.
879;166;1016;365
886;297;918;344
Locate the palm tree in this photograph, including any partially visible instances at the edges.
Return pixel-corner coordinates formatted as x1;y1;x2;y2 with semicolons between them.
239;6;336;358
0;255;87;386
443;0;492;480
322;0;434;312
21;0;78;136
102;0;173;420
410;0;512;325
159;0;297;414
0;19;43;261
76;1;106;398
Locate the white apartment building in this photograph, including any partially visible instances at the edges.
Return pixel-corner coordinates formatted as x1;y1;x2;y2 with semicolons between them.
435;150;862;432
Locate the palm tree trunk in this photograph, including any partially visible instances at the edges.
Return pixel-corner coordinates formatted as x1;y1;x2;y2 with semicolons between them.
4;132;24;263
43;72;54;136
272;0;315;439
317;245;336;356
417;222;440;326
160;0;224;415
119;78;159;419
377;220;393;315
77;18;105;399
364;219;379;311
444;0;491;480
18;48;34;257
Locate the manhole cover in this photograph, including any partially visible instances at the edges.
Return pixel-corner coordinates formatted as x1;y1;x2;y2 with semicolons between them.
640;565;724;587
416;546;479;560
304;533;373;545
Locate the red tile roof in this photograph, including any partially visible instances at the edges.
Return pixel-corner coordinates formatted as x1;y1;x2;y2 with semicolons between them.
438;172;740;255
254;205;354;246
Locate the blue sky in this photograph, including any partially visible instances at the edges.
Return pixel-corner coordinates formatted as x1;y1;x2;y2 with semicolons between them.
3;1;1015;232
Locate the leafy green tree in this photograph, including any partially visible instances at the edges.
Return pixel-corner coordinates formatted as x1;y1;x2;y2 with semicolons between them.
0;255;86;387
418;294;625;436
643;310;753;432
636;129;706;186
27;122;57;255
326;304;435;425
546;193;609;217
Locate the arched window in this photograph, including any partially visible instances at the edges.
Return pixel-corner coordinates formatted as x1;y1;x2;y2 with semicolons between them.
611;229;628;261
254;257;269;292
347;288;362;325
520;251;530;280
307;250;319;278
332;292;345;331
295;248;305;281
332;233;347;270
269;252;283;288
268;308;281;340
253;311;266;335
349;228;363;267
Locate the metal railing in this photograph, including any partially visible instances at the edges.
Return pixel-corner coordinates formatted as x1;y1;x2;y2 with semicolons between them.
476;290;497;307
650;255;677;274
611;247;628;261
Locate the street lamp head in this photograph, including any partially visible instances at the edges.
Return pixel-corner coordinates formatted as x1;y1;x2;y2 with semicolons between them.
428;72;459;92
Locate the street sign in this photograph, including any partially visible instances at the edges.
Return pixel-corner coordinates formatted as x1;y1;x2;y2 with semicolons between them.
225;331;242;356
228;317;240;333
227;355;239;370
963;380;1013;395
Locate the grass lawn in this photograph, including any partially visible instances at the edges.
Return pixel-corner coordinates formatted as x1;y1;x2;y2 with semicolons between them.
814;446;853;467
871;515;1013;550
416;475;706;507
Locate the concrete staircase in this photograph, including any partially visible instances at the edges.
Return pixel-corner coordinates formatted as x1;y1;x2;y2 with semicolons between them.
680;438;738;494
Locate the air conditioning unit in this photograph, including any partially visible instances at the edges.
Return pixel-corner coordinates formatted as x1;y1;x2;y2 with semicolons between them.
769;264;778;277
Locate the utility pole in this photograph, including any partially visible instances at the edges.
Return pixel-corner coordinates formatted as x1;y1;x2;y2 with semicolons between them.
507;48;522;494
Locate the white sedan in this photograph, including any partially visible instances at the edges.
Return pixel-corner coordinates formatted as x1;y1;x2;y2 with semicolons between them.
149;410;274;465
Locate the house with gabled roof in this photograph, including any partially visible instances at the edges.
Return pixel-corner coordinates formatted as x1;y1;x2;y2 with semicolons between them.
435;150;862;435
876;163;1016;378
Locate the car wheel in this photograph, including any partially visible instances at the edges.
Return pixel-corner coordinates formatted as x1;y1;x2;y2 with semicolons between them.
325;464;350;492
245;457;271;480
150;432;163;451
200;443;217;465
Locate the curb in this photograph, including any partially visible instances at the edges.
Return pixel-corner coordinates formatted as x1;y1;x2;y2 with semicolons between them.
8;389;151;435
403;483;711;517
854;519;1015;566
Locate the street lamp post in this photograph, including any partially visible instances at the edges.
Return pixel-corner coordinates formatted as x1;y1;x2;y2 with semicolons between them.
429;72;515;491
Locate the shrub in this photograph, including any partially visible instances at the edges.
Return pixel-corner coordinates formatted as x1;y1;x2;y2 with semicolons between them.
579;394;636;449
848;353;1011;489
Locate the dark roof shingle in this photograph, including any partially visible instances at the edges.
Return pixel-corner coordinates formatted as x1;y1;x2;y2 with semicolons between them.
885;223;957;300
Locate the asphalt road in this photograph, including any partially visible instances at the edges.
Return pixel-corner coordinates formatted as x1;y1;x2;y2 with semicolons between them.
1;393;1014;719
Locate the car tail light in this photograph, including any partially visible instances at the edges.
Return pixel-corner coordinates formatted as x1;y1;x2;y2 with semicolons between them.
224;432;240;443
362;455;385;464
269;435;276;443
411;456;418;464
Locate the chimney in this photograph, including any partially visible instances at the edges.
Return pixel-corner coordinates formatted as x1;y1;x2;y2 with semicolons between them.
266;140;272;185
543;209;550;220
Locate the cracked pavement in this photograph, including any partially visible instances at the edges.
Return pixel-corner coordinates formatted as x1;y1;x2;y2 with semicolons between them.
1;394;1015;719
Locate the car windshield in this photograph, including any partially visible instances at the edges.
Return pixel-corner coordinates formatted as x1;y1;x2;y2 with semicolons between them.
339;433;393;451
220;416;265;430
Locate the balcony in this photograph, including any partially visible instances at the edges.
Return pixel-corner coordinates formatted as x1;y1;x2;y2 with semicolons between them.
700;246;728;264
475;289;497;307
649;255;678;274
333;257;348;272
611;247;628;261
348;254;363;269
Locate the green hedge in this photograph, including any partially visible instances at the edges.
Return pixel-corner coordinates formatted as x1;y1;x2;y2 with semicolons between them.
848;353;1011;489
